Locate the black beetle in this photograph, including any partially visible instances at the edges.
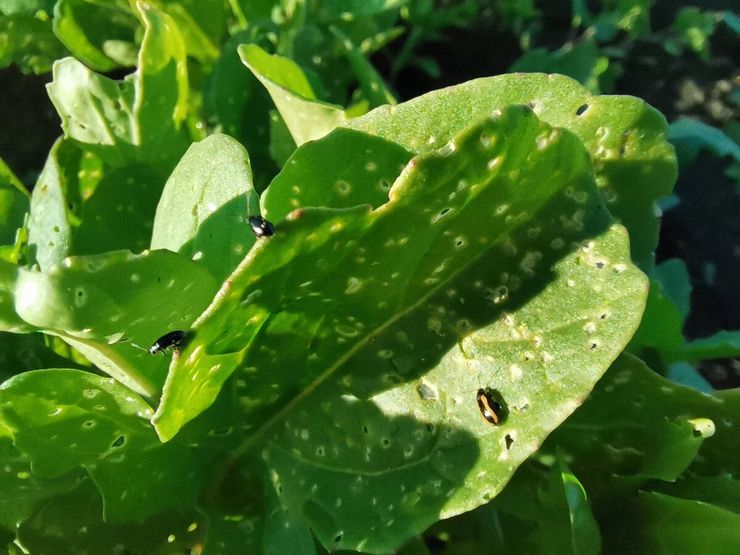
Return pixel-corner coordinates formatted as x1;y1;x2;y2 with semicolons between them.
149;330;188;355
248;215;275;238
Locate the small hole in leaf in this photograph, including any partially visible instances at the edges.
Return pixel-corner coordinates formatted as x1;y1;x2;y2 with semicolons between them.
382;438;391;447
82;420;96;429
111;435;126;448
363;425;369;435
505;434;514;450
334;532;343;544
576;104;589;116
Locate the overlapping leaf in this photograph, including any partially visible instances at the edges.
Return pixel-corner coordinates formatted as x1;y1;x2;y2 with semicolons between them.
346;73;677;269
155;105;647;550
151;133;258;281
239;43;346;146
0;369;208;522
13;250;217;396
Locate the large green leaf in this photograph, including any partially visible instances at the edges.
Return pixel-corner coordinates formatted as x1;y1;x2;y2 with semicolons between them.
347;73;677;270
155;106;646;551
0;369;208;522
239;43;347;146
151;133;257;282
262;127;411;223
14;250;218;397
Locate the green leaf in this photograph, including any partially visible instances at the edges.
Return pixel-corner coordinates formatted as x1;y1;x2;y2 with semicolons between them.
156;106;646;551
510;38;607;94
0;332;83;383
677;330;740;362
239;43;347;146
628;259;690;363
46;3;189;168
550;353;740;486
0;158;29;262
33;3;191;264
672;7;717;60
668;118;740;167
157;0;225;63
555;457;601;555
311;0;408;21
347;73;677;270
151;134;257;282
549;354;704;484
602;491;740;554
203;31;279;189
14;250;218;397
0;260;30;333
16;478;202;554
0;8;68;73
262;127;412;223
653;475;740;515
27;139;78;271
0;369;209;522
0;436;84;533
53;0;139;71
330;25;396;107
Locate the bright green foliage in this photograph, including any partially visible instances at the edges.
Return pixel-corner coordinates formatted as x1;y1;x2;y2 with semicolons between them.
0;0;709;552
0;159;28;264
262;127;412;222
151;133;257;281
29;3;190;270
240;43;347;146
0;0;68;73
154;104;647;551
544;354;740;549
0;369;210;521
13;250;217;396
53;0;139;71
347;73;677;270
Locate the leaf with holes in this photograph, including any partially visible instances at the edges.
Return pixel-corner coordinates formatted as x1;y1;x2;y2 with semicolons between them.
151;134;258;282
0;369;208;523
15;478;203;554
549;354;740;483
262;127;412;223
14;250;218;397
154;105;647;551
346;73;677;270
239;43;347;146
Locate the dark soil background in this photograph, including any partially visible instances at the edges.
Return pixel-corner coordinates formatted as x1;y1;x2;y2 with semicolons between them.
1;0;738;385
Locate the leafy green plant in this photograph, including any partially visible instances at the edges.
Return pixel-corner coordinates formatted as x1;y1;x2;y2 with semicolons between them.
1;1;739;553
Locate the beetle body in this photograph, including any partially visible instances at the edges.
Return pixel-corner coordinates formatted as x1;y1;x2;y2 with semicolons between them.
249;216;275;238
477;388;505;426
149;330;188;355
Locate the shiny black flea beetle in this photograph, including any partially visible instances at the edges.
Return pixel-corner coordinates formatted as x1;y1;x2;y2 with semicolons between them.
476;388;506;426
248;215;275;238
149;330;188;355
